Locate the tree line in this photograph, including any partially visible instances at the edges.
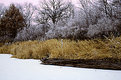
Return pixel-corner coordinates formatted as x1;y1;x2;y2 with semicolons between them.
0;0;121;42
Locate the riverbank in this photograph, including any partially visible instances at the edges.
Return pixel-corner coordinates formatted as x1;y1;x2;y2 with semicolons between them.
0;36;121;69
42;58;121;70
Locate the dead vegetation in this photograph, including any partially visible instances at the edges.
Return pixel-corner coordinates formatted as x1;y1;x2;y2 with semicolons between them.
0;36;121;60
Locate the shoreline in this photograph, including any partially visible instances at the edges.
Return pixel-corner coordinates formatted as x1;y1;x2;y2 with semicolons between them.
41;58;121;70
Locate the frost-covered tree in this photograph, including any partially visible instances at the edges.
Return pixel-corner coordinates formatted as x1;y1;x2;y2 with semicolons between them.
111;0;121;34
111;0;121;19
79;0;91;27
78;0;101;27
13;0;121;41
96;0;121;35
97;0;113;18
87;17;117;38
86;0;121;38
14;25;45;41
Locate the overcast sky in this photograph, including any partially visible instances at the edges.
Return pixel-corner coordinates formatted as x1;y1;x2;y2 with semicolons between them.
0;0;79;6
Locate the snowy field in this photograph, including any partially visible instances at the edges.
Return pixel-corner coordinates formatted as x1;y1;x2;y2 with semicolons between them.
0;54;121;80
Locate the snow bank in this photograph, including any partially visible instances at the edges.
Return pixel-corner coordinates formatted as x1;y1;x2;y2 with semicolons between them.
0;54;121;80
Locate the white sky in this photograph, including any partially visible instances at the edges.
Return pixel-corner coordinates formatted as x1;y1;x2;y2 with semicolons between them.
0;0;79;6
0;0;40;6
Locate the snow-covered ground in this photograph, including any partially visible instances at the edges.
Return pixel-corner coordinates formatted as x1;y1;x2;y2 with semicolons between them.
0;54;121;80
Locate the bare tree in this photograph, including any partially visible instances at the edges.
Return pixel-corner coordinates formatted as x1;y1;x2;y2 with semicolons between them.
16;3;36;27
111;0;121;34
97;0;113;18
111;0;121;19
36;0;73;26
79;0;100;27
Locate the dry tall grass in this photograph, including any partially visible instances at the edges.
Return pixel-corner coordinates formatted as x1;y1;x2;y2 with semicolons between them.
0;36;121;59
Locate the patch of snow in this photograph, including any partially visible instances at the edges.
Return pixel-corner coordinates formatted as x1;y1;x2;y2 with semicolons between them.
0;54;121;80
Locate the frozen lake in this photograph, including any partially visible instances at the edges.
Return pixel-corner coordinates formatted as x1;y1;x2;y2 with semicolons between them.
0;54;121;80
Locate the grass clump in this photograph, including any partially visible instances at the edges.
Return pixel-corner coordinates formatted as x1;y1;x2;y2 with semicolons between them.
0;36;121;60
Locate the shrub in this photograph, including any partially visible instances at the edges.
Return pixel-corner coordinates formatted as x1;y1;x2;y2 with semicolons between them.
87;17;119;38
